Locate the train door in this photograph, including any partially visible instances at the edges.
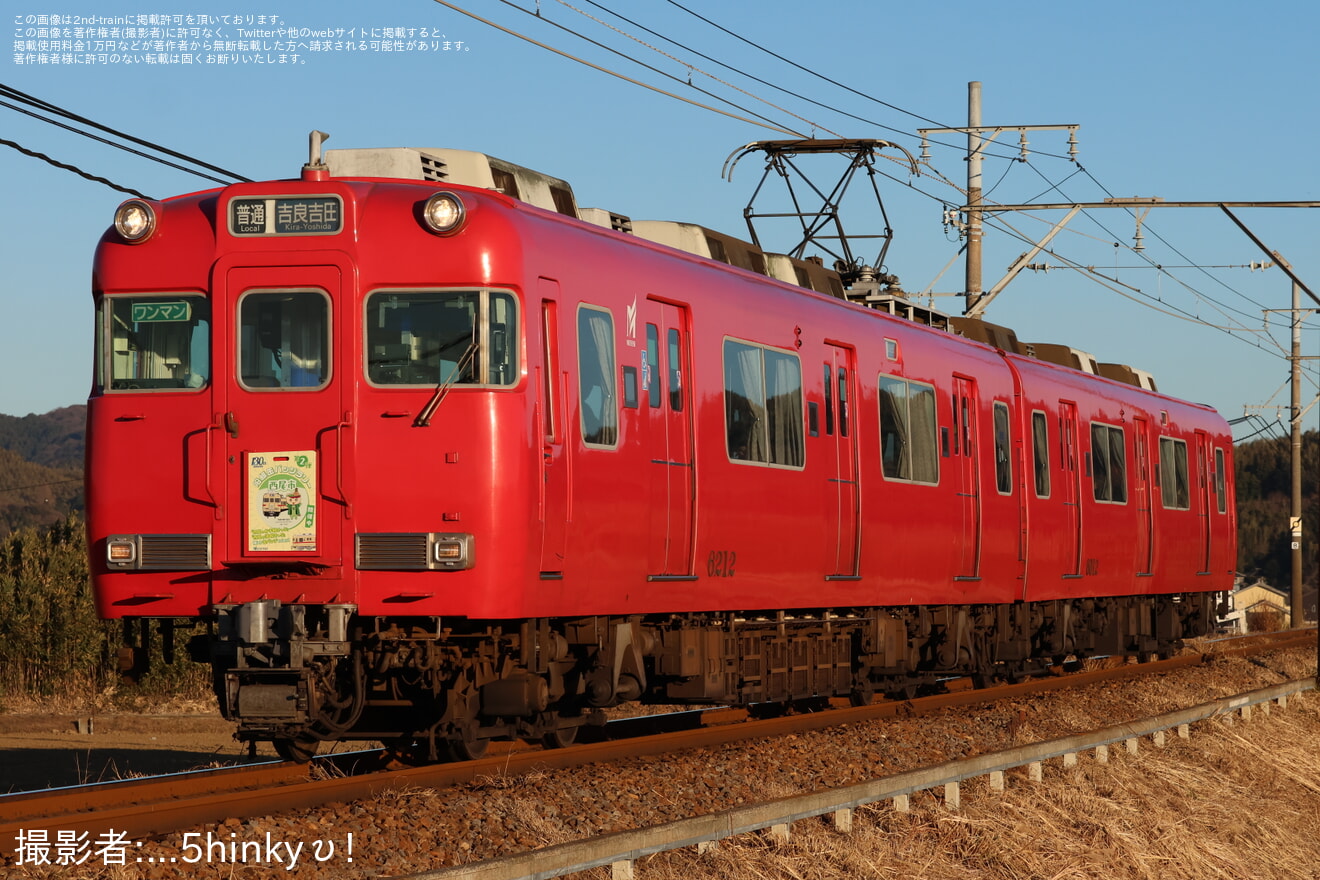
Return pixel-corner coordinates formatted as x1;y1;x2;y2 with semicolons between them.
825;345;860;577
1058;401;1082;577
952;376;981;579
1133;416;1154;576
1195;430;1211;573
217;263;350;568
538;284;569;575
645;300;694;576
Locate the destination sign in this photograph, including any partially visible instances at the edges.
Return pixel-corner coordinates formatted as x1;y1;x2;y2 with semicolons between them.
131;301;192;323
229;196;343;236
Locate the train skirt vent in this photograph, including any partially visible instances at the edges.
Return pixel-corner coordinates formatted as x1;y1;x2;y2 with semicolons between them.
356;533;430;570
136;538;211;572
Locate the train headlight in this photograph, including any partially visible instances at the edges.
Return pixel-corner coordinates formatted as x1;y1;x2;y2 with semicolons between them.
421;192;466;235
113;200;157;243
106;536;139;568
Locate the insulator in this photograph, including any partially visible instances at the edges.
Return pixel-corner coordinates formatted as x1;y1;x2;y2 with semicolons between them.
919;139;931;163
1018;130;1030;162
1067;128;1079;161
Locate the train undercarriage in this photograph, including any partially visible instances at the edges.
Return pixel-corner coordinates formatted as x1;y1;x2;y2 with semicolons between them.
124;592;1219;762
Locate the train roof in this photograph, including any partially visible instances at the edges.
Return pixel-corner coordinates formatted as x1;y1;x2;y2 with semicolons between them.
318;146;1164;395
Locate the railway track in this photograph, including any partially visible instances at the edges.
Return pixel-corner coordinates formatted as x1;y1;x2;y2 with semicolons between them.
3;628;1311;862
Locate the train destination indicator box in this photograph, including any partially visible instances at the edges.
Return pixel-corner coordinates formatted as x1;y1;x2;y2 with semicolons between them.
229;195;343;236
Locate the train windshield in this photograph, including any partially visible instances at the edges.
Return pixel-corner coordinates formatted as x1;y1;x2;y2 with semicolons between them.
97;294;210;392
365;289;519;387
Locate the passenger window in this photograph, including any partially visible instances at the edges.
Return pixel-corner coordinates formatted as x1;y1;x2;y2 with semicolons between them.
879;376;938;484
240;291;328;390
1090;423;1127;503
578;306;618;447
1159;437;1190;509
723;339;804;467
1215;448;1227;513
993;402;1011;494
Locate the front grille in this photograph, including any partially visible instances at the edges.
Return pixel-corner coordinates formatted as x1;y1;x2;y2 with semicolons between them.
356;533;430;570
139;534;211;570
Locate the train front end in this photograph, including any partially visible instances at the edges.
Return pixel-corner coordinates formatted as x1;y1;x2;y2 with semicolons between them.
88;146;543;758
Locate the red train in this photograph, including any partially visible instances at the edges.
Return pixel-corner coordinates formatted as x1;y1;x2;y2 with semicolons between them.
88;137;1235;760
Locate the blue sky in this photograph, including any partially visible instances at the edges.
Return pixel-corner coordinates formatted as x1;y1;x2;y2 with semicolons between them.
4;0;1318;441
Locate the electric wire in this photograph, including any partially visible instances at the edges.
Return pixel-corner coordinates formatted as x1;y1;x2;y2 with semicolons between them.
0;98;235;187
0;137;151;199
567;0;1003;160
554;0;842;139
661;0;1083;165
0;477;83;496
0;82;250;184
430;0;805;136
1074;163;1274;313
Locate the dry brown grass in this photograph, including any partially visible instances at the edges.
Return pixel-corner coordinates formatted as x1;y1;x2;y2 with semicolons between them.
597;693;1320;880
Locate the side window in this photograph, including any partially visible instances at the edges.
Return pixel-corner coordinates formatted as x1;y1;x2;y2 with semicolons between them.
879;376;908;478
1160;437;1190;509
723;339;804;467
993;402;1011;494
622;366;639;409
240;290;329;389
1032;411;1050;497
879;376;938;484
1215;447;1227;514
1090;423;1127;503
577;306;617;447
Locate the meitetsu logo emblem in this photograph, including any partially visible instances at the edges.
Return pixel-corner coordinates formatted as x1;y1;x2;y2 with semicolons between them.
246;451;317;552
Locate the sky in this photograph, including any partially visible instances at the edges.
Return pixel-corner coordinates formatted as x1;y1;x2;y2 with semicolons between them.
4;0;1318;443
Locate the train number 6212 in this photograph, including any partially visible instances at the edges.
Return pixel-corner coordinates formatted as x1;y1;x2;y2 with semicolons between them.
706;550;737;578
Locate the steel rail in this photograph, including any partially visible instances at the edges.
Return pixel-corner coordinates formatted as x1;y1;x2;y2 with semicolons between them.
2;629;1310;858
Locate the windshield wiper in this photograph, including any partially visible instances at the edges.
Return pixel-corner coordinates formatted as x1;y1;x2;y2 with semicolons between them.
414;337;479;427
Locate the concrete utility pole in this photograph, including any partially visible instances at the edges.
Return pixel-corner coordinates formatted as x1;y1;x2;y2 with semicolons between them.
1291;279;1303;624
966;82;983;314
917;82;1079;315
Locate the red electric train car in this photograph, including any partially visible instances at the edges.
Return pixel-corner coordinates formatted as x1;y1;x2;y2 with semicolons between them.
87;138;1235;760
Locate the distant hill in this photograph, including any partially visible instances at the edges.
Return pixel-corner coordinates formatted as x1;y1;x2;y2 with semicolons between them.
0;405;86;469
0;405;85;537
1234;429;1318;617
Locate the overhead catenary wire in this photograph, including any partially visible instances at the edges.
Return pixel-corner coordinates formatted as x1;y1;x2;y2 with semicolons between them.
553;0;842;139
429;0;806;137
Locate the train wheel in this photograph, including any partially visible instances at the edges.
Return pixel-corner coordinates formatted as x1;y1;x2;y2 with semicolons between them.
274;735;319;763
444;722;489;761
541;724;579;749
848;683;875;707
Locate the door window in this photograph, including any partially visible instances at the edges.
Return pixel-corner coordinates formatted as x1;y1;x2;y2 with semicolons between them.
239;291;329;390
